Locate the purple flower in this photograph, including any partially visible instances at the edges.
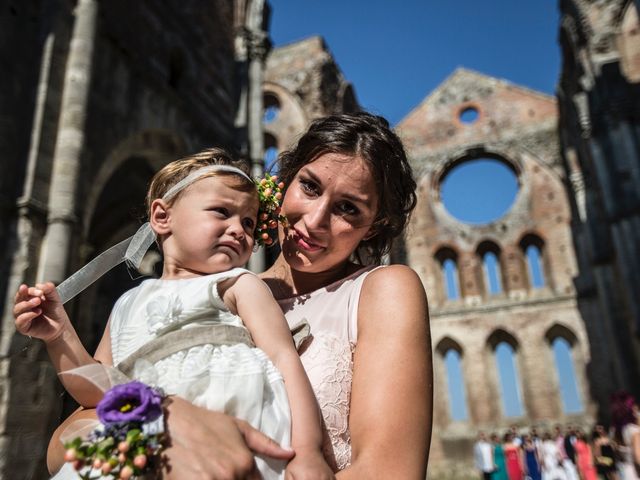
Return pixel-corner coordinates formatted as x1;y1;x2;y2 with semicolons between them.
97;381;163;425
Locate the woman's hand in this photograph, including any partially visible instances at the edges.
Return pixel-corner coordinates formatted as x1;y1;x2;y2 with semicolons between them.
162;396;295;479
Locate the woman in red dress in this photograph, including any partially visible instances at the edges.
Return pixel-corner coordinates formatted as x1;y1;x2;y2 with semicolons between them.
503;432;524;480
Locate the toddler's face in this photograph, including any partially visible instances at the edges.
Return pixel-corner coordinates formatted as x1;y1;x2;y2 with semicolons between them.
163;175;258;275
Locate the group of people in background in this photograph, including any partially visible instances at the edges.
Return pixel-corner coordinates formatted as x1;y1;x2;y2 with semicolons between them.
474;392;640;480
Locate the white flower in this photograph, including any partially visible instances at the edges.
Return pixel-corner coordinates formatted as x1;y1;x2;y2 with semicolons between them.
146;294;184;335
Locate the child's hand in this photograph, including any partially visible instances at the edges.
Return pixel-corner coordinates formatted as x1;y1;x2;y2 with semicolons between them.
285;448;335;480
13;282;69;343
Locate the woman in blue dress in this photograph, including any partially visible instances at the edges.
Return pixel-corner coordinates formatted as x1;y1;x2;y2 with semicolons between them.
523;435;542;480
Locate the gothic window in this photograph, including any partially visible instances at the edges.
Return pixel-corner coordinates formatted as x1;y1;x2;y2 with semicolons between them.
263;93;281;123
437;338;468;422
546;325;583;414
436;247;460;301
520;234;546;289
526;245;545;288
484;252;502;294
264;133;279;173
477;241;502;295
488;331;524;418
444;349;468;421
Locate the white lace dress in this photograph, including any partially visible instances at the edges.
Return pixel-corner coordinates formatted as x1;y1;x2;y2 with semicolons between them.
277;265;382;472
109;268;291;479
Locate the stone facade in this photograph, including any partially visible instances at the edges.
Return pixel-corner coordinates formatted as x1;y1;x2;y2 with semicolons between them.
263;36;359;156
398;68;595;478
557;0;640;410
0;0;268;476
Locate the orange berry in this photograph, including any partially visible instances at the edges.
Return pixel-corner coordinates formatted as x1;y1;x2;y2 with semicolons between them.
261;233;269;240
92;458;103;469
101;462;113;474
261;223;268;230
118;441;130;453
278;182;285;189
64;449;77;462
263;188;272;197
265;237;273;246
260;212;269;221
118;452;127;464
271;175;278;182
133;454;147;469
120;465;134;479
260;178;267;186
275;192;282;200
268;220;277;229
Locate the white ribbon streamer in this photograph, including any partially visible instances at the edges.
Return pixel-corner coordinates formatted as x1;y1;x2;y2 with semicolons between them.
55;165;252;304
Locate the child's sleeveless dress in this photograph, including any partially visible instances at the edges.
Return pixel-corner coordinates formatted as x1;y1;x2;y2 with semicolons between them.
109;267;291;479
277;265;382;472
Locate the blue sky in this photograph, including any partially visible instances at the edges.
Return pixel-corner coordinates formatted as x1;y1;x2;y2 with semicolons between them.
268;1;583;420
269;0;561;126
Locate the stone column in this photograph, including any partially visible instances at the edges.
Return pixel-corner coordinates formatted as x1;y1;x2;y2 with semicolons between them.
244;0;270;273
37;0;98;283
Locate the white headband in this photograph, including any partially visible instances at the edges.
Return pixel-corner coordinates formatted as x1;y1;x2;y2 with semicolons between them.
56;165;253;304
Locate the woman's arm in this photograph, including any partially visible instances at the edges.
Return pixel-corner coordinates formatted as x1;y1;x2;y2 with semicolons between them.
226;274;333;477
339;265;432;478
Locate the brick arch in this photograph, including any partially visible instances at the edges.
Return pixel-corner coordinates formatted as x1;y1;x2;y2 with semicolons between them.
544;323;579;347
262;81;308;152
435;336;464;357
486;328;520;351
82;130;187;236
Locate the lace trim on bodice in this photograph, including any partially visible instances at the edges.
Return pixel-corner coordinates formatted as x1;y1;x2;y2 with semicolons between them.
300;333;354;471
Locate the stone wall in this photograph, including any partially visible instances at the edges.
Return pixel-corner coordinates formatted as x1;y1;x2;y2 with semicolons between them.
398;68;595;478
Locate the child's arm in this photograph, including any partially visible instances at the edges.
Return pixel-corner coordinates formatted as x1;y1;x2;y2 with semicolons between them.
222;274;334;479
14;282;105;407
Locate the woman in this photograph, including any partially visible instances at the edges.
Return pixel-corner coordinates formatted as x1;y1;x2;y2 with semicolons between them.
523;435;542;480
504;432;524;480
592;424;618;480
574;430;597;480
611;392;640;480
47;112;433;478
540;431;566;480
492;433;509;480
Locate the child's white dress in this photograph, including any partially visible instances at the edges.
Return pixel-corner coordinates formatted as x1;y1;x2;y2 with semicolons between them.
109;267;291;479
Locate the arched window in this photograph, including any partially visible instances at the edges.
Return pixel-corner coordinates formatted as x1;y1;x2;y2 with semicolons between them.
443;259;460;300
264;133;279;174
526;245;545;288
546;325;583;414
487;330;524;418
263;93;281;124
444;349;468;421
495;342;524;417
437;338;468;422
436;248;460;301
477;241;502;295
520;234;546;289
552;338;583;413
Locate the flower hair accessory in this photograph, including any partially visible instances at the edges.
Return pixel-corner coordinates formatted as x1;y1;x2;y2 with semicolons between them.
255;173;287;247
63;381;165;479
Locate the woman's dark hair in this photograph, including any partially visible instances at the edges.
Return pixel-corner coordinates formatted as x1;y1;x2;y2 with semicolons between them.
277;112;417;264
610;390;637;441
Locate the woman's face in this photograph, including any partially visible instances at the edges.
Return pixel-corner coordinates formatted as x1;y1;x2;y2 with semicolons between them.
279;152;379;273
